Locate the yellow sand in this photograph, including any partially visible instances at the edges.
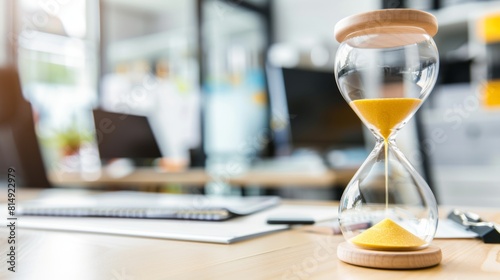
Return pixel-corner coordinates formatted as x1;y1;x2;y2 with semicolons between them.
350;98;421;140
350;218;426;250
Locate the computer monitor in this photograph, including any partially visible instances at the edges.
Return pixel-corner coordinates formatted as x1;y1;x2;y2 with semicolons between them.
267;66;365;153
93;109;162;160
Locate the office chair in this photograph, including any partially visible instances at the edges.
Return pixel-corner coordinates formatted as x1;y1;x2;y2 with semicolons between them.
0;67;51;188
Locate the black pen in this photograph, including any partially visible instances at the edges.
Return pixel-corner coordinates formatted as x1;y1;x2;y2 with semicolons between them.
266;215;316;225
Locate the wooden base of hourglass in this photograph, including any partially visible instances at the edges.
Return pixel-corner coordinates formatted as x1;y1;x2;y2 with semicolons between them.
337;242;442;269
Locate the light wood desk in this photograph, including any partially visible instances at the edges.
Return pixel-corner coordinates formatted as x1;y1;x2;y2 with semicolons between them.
2;190;500;279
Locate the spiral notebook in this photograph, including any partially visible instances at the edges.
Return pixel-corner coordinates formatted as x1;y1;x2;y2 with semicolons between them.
18;191;280;221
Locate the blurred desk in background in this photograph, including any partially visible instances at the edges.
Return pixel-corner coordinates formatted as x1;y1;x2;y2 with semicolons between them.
49;168;208;188
228;168;355;188
48;167;356;189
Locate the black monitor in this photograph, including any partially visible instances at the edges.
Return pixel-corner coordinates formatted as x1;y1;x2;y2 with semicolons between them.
267;66;365;153
93;109;162;159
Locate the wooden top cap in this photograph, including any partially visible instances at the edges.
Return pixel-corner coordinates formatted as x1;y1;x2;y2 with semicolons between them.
334;9;438;43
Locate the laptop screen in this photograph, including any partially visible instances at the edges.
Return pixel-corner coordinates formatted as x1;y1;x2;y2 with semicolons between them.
92;109;162;159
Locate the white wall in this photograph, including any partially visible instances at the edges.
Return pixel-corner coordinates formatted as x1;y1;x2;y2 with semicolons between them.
273;0;380;46
270;0;381;70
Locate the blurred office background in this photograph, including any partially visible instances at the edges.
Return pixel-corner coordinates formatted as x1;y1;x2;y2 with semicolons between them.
0;0;499;206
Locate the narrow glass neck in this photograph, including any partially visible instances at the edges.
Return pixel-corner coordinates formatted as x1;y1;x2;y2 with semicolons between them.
375;137;397;147
374;135;397;144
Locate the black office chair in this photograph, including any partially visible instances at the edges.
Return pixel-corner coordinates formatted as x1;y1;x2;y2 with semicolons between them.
0;67;51;188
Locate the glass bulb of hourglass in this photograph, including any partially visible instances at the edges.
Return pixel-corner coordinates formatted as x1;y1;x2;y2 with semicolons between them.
334;21;440;250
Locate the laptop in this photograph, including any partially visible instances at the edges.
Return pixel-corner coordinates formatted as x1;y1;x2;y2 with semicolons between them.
18;191;280;221
92;109;162;159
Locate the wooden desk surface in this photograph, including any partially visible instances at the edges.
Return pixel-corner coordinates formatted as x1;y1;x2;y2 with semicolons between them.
1;192;499;280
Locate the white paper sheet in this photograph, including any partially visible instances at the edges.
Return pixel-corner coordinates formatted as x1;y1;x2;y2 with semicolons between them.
13;204;337;244
435;219;478;239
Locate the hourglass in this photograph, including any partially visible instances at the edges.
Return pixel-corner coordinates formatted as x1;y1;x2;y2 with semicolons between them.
334;9;441;269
